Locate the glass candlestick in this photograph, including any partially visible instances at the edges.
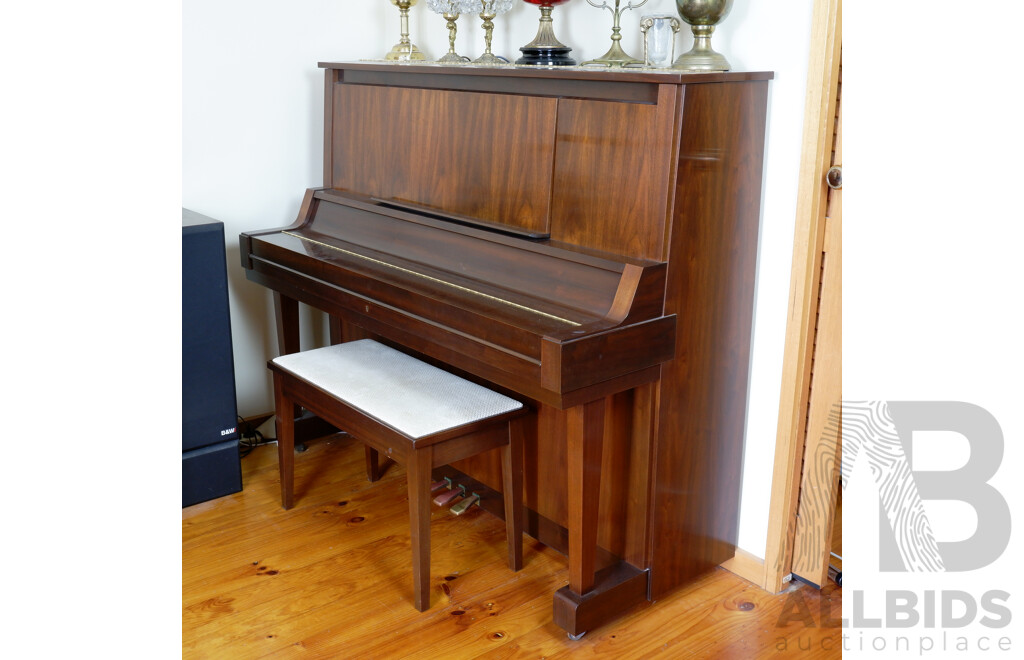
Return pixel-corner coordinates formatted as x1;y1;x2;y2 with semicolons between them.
386;0;427;61
516;0;576;66
638;14;679;67
640;14;681;68
582;0;648;67
427;0;470;63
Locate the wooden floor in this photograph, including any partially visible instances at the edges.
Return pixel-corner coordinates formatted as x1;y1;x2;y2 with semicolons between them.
183;434;842;658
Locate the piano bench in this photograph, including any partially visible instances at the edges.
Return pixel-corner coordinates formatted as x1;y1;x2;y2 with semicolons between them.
268;338;526;612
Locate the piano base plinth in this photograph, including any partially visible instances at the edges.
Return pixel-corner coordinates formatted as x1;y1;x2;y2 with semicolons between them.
552;561;649;637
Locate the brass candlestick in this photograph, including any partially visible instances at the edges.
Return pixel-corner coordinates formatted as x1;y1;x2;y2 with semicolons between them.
427;0;470;63
467;0;513;64
386;0;427;61
583;0;649;67
441;12;469;62
474;11;503;63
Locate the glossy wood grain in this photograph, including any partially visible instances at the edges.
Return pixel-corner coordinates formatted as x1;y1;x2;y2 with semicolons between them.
183;439;842;658
550;84;680;261
244;190;673;410
649;80;770;598
327;60;774;87
566;398;605;594
331;84;556;234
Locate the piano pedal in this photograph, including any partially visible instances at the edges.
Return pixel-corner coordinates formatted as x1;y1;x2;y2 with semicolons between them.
433;484;465;507
450;492;480;516
430;479;450;494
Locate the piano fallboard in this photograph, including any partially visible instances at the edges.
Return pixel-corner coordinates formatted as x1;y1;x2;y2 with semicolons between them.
241;189;675;408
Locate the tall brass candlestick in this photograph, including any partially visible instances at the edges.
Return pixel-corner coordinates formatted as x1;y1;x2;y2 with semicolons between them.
583;0;649;67
465;0;513;64
427;0;470;63
386;0;427;61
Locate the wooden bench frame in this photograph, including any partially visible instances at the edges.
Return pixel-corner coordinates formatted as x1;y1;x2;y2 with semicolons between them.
270;358;526;611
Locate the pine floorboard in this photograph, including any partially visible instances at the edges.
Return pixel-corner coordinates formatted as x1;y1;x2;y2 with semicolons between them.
183;434;842;658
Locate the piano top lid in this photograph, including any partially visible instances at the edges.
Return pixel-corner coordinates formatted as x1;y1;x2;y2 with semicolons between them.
319;61;774;85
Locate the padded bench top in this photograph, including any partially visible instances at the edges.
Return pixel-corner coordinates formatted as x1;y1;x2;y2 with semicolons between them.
271;339;523;439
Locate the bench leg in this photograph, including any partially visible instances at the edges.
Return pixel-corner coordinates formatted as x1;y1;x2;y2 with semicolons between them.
273;372;295;510
502;417;525;572
408;446;433;611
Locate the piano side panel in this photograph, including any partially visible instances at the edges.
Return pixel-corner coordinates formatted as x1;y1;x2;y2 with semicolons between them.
330;83;557;235
550;84;680;262
649;80;771;598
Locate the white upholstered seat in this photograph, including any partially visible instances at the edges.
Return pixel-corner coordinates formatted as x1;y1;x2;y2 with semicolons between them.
271;339;523;439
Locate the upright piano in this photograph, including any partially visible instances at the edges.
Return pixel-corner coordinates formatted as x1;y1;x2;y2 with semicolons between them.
241;62;771;636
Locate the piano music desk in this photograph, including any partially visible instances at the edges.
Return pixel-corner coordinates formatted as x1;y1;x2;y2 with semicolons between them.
268;339;527;611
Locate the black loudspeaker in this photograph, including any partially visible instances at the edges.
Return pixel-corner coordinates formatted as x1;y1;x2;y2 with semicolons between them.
182;209;242;507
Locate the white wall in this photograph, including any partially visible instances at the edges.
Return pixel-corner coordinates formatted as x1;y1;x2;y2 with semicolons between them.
183;0;814;562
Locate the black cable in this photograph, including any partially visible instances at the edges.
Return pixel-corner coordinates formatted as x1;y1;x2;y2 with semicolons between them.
237;415;276;458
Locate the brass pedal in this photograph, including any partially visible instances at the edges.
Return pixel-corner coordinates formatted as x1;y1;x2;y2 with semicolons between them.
430;479;449;494
433;484;465;506
450;493;480;516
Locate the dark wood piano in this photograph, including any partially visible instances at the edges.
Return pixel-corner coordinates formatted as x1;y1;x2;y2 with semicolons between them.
240;62;772;636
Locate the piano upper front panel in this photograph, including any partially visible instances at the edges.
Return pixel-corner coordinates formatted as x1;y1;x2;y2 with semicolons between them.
550;85;681;262
330;83;557;236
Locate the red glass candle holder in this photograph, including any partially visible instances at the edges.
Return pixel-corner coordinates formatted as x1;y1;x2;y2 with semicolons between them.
516;0;576;66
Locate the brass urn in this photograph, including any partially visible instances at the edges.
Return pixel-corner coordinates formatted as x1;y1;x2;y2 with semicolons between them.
673;0;733;71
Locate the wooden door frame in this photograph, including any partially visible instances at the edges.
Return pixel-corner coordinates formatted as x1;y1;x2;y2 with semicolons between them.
760;0;842;593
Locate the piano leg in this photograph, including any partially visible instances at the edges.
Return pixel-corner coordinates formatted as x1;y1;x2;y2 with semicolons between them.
328;315;344;345
553;397;650;637
273;292;336;446
567;399;605;595
274;293;302;428
273;292;300;356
